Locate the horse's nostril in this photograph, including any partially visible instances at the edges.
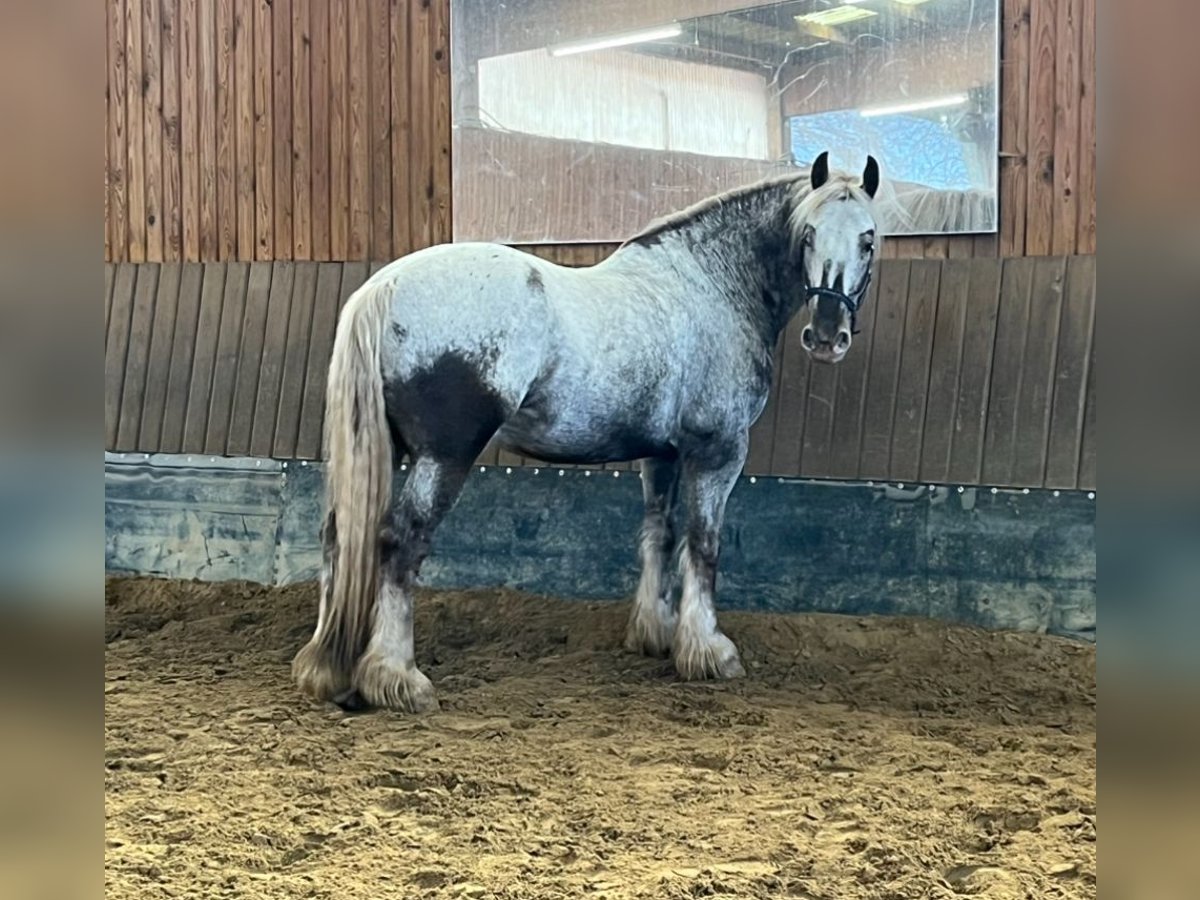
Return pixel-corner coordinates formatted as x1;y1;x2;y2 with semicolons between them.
801;326;817;350
835;330;851;351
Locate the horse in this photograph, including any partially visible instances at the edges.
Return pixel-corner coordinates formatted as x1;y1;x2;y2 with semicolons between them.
292;151;882;712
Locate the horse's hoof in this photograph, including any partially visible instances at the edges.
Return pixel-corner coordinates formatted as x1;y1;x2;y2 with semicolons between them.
672;630;746;681
624;612;677;658
353;654;440;714
292;640;353;702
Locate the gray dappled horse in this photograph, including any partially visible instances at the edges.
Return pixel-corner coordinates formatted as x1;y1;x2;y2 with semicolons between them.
293;152;882;712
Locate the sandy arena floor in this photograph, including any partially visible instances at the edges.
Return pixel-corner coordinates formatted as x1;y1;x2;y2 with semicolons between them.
105;577;1095;899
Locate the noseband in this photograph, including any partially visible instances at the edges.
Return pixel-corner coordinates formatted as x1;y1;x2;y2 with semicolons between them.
805;268;871;336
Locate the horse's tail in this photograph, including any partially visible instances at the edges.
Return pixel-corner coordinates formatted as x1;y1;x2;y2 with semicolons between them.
293;277;395;700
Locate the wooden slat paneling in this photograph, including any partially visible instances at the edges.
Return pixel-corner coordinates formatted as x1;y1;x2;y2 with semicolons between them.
310;0;331;261
141;0;163;261
981;257;1035;485
919;258;972;484
161;0;183;260
160;262;207;452
1075;0;1096;254
137;264;183;448
250;263;297;456
124;0;146;262
1024;0;1057;256
946;258;1004;485
107;0;128;264
180;0;200;259
115;265;160;449
272;0;294;259
329;0;350;260
253;0;273;259
234;0;256;259
888;260;941;483
217;0;238;259
205;262;251;454
1010;256;1067;486
768;322;812;475
389;0;412;258
825;273;881;479
1052;0;1082;255
273;262;319;456
291;0;312;260
227;262;273;455
198;0;218;259
1044;255;1095;488
858;261;911;479
430;0;452;245
180;263;225;451
295;263;345;458
368;0;392;260
408;0;434;252
105;263;138;447
1077;337;1097;490
347;0;371;259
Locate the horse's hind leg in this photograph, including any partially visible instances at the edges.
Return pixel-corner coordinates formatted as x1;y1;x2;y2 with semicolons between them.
625;455;680;657
350;456;470;712
672;435;748;681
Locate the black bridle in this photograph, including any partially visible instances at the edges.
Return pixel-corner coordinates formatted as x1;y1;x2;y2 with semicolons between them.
804;267;872;336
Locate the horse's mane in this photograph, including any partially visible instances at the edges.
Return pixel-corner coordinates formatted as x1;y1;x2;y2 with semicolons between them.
623;169;872;249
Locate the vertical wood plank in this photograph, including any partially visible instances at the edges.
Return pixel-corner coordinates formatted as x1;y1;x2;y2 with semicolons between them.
105;263;139;447
292;0;312;259
273;0;294;259
205;262;251;454
107;0;129;262
234;0;256;259
408;0;434;252
198;0;218;258
981;257;1035;485
1075;0;1096;254
296;263;344;458
888;260;941;483
1011;256;1067;486
180;264;225;451
125;0;146;262
216;0;237;259
1076;337;1096;490
329;0;350;259
253;0;274;260
310;0;331;260
1051;0;1081;254
116;265;160;449
798;351;838;478
250;263;297;456
105;264;117;338
1025;0;1056;256
389;0;411;258
227;262;274;454
769;323;812;476
161;0;183;260
946;258;1004;485
138;264;183;448
160;263;208;451
368;0;392;260
320;262;371;456
946;237;974;259
1044;255;1095;488
999;0;1030;257
919;259;972;483
858;260;911;479
825;273;882;479
430;0;451;245
180;0;200;259
273;262;319;456
141;0;164;261
347;0;371;259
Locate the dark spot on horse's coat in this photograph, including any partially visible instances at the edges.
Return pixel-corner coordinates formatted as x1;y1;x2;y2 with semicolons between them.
352;396;361;435
633;232;664;248
384;353;506;463
391;322;408;342
526;267;544;291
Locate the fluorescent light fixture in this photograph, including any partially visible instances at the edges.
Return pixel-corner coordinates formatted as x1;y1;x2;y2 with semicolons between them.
859;93;968;117
548;23;683;57
797;7;877;27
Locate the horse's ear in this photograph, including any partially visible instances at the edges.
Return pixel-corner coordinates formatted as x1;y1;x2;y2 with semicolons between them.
810;151;830;190
862;155;880;198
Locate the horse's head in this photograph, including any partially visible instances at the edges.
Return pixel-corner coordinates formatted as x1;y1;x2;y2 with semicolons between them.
791;152;881;364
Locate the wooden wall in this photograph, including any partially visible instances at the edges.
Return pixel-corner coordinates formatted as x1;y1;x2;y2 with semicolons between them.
104;0;1095;264
104;256;1096;490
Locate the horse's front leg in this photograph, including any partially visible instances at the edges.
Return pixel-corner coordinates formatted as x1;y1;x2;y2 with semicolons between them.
672;434;748;681
625;455;681;657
